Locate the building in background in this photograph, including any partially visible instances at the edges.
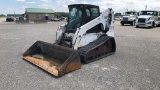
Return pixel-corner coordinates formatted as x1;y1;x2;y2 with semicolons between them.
25;8;54;21
7;14;23;17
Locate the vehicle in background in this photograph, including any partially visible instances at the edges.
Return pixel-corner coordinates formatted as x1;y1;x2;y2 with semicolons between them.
51;16;65;21
157;16;160;27
60;17;65;21
51;17;61;21
120;11;137;26
135;10;160;28
115;16;121;21
19;16;24;20
6;16;15;22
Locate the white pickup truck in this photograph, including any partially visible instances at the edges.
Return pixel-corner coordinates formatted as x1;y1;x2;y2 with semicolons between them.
135;10;160;28
120;11;137;26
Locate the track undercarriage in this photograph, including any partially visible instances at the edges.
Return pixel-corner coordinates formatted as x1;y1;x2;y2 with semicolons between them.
60;34;116;63
79;35;116;63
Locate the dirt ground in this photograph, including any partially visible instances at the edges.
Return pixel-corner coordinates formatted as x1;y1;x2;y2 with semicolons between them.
0;19;160;90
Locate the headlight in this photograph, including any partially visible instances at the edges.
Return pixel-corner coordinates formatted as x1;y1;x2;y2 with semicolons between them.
148;17;153;21
148;17;151;20
147;22;151;24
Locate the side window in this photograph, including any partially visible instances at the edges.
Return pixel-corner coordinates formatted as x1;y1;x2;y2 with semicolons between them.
86;9;90;16
36;15;39;18
91;7;99;19
155;11;158;16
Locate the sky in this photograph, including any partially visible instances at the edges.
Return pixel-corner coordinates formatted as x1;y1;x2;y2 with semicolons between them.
0;0;160;15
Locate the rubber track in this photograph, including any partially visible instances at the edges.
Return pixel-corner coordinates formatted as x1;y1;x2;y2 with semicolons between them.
78;35;116;63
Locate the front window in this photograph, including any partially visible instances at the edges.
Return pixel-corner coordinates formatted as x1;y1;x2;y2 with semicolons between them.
140;11;154;15
125;12;135;15
67;6;83;32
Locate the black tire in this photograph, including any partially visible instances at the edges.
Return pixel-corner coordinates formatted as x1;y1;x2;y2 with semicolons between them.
155;24;159;27
131;21;135;26
120;21;124;26
152;22;155;28
136;26;139;28
150;22;155;28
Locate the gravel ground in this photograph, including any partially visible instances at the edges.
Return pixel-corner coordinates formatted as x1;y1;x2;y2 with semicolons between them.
0;20;160;90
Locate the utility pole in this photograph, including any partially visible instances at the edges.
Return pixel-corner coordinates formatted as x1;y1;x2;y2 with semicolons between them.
145;5;147;10
14;11;15;17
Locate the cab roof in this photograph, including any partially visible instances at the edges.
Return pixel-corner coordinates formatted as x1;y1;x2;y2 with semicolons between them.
68;4;99;8
126;11;137;12
140;10;158;12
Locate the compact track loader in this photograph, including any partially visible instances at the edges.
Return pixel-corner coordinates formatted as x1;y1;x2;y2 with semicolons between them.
23;4;116;76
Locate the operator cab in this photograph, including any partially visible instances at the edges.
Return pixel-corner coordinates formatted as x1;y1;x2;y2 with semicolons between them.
66;4;100;33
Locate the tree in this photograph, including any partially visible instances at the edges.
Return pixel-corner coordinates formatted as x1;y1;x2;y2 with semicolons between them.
114;13;121;17
54;12;69;17
54;12;61;17
0;14;6;17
